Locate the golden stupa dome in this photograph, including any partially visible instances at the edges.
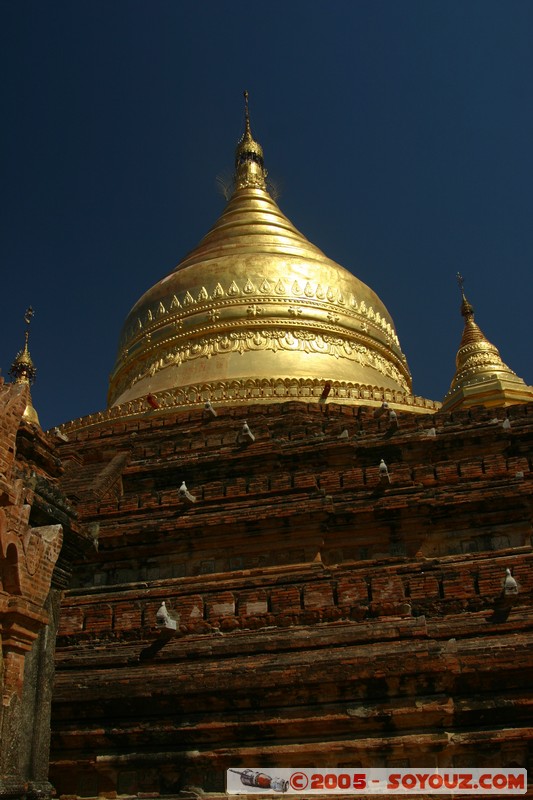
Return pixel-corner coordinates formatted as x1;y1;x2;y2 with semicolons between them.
108;95;425;413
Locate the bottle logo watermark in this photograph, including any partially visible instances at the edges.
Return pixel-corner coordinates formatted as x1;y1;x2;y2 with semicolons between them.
227;768;527;794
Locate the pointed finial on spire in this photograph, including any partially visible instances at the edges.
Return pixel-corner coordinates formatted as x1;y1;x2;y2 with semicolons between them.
9;306;40;425
456;272;474;318
234;90;266;190
10;307;37;386
243;89;251;136
24;306;35;326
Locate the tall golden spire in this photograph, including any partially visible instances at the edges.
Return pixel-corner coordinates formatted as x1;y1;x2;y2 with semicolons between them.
234;90;266;190
441;275;533;411
9;306;40;425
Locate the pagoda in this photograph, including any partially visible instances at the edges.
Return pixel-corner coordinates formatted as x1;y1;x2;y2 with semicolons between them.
1;96;531;800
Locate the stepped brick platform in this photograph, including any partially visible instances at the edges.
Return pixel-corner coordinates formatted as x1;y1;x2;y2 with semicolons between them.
49;401;533;798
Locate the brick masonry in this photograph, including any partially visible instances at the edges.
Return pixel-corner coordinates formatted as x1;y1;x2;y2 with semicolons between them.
0;379;82;798
47;400;533;797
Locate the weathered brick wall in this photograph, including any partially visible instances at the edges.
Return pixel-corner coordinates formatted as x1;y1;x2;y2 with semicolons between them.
50;401;533;797
0;380;81;797
56;551;533;638
0;383;63;693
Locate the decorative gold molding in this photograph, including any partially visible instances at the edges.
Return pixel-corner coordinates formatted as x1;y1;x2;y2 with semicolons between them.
120;275;401;353
59;379;441;437
110;326;411;404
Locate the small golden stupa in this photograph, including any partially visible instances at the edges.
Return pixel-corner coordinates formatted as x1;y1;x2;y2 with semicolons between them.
108;94;436;414
441;275;533;411
9;306;40;425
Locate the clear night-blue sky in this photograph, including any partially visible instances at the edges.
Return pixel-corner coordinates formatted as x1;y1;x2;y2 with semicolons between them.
1;1;532;429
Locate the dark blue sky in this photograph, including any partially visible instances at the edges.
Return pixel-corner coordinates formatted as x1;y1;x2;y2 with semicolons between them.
1;1;532;429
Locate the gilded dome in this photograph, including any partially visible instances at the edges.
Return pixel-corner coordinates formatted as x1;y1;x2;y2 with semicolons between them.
108;98;415;411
